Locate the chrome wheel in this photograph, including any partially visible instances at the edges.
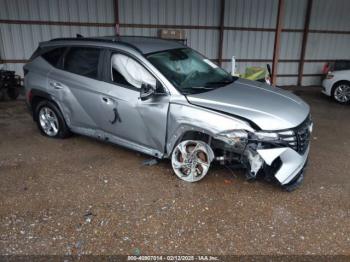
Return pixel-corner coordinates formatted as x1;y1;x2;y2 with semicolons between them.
171;140;214;182
39;107;59;136
334;84;350;103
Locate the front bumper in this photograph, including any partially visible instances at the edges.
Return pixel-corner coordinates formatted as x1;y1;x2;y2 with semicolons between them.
257;145;310;185
321;79;333;96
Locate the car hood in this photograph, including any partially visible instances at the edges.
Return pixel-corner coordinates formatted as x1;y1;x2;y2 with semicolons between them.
186;78;310;130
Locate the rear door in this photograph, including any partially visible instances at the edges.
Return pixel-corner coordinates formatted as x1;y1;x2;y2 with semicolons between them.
47;46;105;130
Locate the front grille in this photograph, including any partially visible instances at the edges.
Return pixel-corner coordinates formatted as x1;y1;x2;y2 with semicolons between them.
277;115;312;154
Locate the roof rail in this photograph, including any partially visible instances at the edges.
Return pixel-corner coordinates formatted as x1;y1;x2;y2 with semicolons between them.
49;36;143;53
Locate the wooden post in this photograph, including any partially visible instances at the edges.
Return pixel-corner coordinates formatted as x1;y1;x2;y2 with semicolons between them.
272;0;285;85
298;0;313;86
218;0;225;66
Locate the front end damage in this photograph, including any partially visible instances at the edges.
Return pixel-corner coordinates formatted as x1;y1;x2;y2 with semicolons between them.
213;116;313;191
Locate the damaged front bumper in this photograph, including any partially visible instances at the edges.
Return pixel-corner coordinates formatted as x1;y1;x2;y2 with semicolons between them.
214;116;312;189
257;145;309;185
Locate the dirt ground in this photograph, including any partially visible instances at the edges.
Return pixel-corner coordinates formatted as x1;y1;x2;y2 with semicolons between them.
0;87;349;256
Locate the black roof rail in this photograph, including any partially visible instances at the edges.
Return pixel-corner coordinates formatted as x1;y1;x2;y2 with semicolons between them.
49;36;143;54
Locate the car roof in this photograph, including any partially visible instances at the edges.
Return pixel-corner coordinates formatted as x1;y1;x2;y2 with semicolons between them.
47;36;186;55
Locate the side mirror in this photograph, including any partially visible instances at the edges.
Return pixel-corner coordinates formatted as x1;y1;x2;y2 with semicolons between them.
140;83;156;101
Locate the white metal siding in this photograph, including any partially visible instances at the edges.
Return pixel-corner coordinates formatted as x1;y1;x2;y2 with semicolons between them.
224;0;278;28
223;30;275;60
118;0;221;60
0;24;114;60
119;0;220;26
283;0;307;29
1;0;350;85
0;0;114;23
310;0;350;31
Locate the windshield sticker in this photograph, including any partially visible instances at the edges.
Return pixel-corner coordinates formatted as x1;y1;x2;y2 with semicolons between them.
203;59;218;69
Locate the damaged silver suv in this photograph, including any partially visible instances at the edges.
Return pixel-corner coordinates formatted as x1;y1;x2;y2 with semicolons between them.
24;36;312;191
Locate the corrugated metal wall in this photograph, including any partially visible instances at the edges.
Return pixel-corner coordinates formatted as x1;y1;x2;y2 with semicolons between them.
1;0;350;86
0;0;115;74
221;0;277;76
303;0;350;86
119;0;221;60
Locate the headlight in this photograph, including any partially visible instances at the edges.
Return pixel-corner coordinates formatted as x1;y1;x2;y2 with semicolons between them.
253;131;279;141
215;130;248;146
215;130;280;146
326;73;334;79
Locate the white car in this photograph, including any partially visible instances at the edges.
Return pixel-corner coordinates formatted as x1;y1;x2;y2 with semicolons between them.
322;69;350;104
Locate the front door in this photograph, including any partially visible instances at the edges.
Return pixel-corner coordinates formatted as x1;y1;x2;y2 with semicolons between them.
96;51;170;156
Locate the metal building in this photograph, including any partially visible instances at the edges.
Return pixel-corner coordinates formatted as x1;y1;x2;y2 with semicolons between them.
1;0;349;86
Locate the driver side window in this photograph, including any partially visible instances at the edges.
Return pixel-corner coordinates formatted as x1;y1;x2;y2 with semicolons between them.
111;53;156;89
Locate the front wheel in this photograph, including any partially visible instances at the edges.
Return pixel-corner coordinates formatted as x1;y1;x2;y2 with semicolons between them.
35;100;71;138
171;140;214;182
332;82;350;104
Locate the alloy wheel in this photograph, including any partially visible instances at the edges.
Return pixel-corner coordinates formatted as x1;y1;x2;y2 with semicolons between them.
334;84;350;103
171;140;214;182
39;107;59;136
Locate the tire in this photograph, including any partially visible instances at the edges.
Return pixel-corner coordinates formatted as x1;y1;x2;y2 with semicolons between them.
35;100;71;138
6;87;20;100
171;140;214;182
332;81;350;104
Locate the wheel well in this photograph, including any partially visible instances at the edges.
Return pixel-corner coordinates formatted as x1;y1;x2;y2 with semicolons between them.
31;96;61;121
180;131;211;143
332;80;350;94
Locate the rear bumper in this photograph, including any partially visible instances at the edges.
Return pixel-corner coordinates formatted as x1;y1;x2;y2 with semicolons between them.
257;145;310;185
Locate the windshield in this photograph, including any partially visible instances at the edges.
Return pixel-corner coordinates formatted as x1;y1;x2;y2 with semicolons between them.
146;48;236;94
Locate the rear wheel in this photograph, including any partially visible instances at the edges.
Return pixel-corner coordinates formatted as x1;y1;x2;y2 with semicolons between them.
35;100;71;138
332;82;350;104
171;140;214;182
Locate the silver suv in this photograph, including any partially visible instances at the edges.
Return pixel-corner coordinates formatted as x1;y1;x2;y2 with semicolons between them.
24;36;312;191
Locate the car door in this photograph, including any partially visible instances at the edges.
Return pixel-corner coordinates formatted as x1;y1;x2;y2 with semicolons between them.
96;49;170;155
47;46;105;131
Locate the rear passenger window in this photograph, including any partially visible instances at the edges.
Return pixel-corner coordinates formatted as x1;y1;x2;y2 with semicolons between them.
64;47;100;79
42;47;66;67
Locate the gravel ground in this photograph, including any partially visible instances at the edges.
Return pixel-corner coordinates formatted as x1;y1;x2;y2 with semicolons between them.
0;87;349;256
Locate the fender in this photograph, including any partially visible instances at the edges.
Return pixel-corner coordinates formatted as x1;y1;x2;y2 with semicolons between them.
165;103;254;157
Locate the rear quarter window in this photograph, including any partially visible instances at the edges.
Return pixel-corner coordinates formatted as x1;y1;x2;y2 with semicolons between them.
42;47;66;67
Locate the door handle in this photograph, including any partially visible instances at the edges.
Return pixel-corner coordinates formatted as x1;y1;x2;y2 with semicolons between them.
102;97;109;103
50;82;64;89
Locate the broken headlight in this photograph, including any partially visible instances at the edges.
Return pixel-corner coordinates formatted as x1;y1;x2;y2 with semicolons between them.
215;130;249;146
215;130;280;147
252;131;279;141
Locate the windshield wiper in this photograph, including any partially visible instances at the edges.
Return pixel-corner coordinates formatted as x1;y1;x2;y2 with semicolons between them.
204;79;234;87
183;86;215;90
180;86;215;95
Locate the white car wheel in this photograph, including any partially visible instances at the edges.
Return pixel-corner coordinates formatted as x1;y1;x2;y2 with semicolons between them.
171;140;214;182
333;83;350;104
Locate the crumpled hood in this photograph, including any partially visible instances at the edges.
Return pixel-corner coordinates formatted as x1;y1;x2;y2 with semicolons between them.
186;78;310;130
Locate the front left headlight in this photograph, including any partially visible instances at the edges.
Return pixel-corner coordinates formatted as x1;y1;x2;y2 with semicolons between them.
214;130;248;146
215;129;281;149
253;131;279;141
